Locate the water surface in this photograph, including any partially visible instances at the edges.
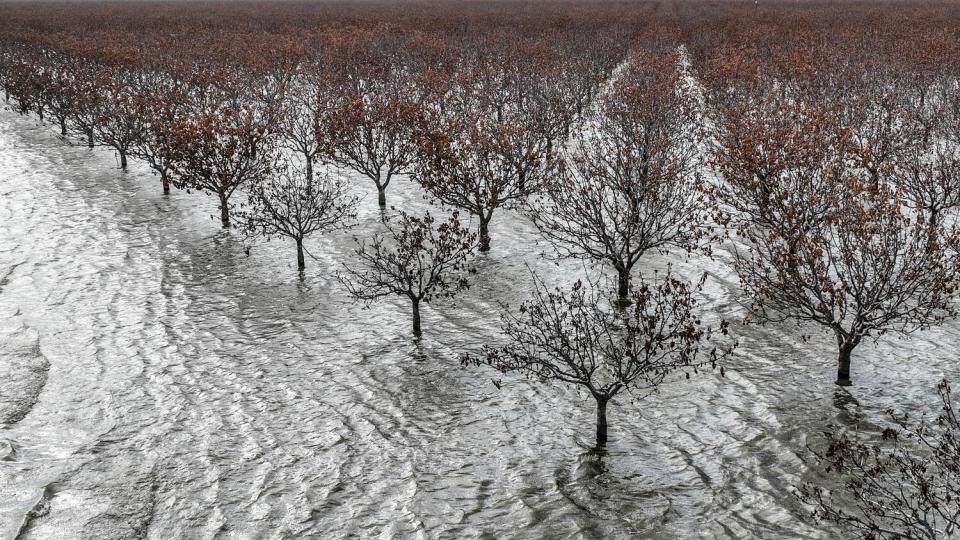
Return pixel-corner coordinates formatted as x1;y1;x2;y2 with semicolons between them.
0;107;957;539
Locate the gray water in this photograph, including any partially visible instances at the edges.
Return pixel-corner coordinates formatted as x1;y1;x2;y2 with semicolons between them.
0;105;957;539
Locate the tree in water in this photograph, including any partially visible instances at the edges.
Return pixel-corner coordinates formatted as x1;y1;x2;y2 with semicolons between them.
416;109;557;252
464;271;732;447
66;64;105;150
315;78;419;208
130;82;186;194
161;103;277;228
339;210;477;337
797;379;960;539
899;135;960;228
714;96;960;386
237;161;358;271
94;71;147;170
529;50;711;304
279;71;328;182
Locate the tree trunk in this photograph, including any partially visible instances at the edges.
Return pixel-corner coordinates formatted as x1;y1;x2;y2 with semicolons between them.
479;218;491;252
305;156;313;182
219;192;230;228
595;395;609;446
616;266;630;304
296;238;305;271
377;188;387;207
837;342;855;386
161;172;170;195
86;129;94;148
119;149;127;170
411;298;422;338
59;119;67;136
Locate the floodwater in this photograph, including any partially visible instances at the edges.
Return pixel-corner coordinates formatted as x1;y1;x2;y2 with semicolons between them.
0;104;957;540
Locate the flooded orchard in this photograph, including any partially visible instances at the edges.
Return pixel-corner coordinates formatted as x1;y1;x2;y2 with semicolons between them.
0;104;957;539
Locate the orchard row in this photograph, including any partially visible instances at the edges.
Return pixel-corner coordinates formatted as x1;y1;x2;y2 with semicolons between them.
2;3;960;535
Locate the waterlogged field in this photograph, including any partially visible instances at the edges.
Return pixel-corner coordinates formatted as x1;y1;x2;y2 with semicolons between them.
1;104;958;539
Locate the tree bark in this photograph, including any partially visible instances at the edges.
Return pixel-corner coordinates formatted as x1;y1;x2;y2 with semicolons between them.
411;298;422;337
595;394;609;446
59;119;67;136
296;238;305;271
616;266;630;304
86;129;94;149
119;149;127;170
837;342;855;386
161;172;170;195
305;156;313;182
479;218;491;252
219;192;230;228
377;187;387;207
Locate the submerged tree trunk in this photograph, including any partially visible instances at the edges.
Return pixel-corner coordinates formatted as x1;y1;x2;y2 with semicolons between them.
616;266;630;304
479;218;491;252
595;394;609;446
411;297;422;337
219;192;230;228
837;342;856;386
296;238;305;271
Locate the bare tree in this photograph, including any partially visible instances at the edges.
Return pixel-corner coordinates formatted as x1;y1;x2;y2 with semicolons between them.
715;97;960;386
416;111;556;252
67;65;104;149
94;72;146;170
131;86;183;194
900;141;960;229
339;210;477;337
530;51;711;302
279;75;326;182
464;271;731;446
844;85;925;188
237;161;359;271
798;379;960;539
316;84;419;208
161;102;277;228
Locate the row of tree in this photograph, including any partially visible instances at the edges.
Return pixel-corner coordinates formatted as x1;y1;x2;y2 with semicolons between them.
1;2;960;536
2;0;959;435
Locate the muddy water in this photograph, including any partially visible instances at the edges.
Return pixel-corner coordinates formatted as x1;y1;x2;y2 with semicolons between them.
0;106;957;539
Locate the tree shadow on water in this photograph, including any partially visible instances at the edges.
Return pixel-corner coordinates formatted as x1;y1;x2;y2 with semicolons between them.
831;386;864;426
577;444;610;481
